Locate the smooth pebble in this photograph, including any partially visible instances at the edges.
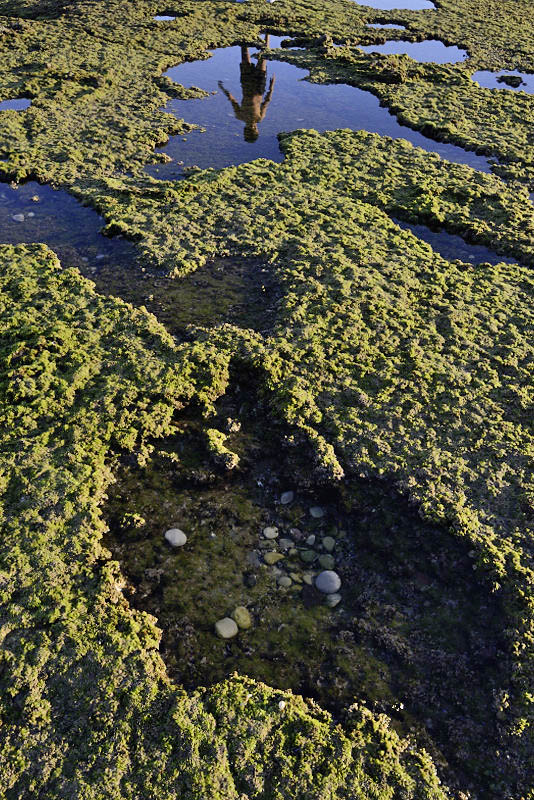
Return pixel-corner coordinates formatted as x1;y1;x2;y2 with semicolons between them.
322;536;336;552
232;606;252;629
264;551;285;565
164;528;187;547
280;491;294;504
326;593;342;608
263;526;279;539
315;570;341;594
215;617;238;638
318;554;335;570
310;506;325;518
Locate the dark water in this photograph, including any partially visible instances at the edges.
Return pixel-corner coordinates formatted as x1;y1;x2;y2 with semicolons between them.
148;37;492;180
367;22;407;28
360;39;468;63
0;182;137;270
471;69;534;94
394;218;517;265
351;0;435;8
0;98;31;111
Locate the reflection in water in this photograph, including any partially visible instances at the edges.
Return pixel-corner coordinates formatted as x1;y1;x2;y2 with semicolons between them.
471;69;534;94
147;38;492;180
359;39;468;63
218;36;276;142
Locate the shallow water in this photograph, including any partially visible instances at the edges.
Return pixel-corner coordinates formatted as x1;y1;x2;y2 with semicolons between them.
394;218;517;265
360;39;468;63
0;98;31;111
154;15;175;20
471;69;534;94
366;22;407;28
0;182;137;270
350;0;435;8
148;38;492;179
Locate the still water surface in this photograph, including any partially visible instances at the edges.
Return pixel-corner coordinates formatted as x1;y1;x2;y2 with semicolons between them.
148;36;492;179
471;69;534;94
0;182;136;270
359;39;468;63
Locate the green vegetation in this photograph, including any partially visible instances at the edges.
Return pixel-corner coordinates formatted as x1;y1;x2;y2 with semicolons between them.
0;244;448;798
2;0;534;797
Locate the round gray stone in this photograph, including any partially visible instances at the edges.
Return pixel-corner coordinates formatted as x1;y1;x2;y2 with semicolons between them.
310;506;325;518
318;554;335;570
278;575;292;588
280;491;294;505
164;528;187;547
299;549;316;563
326;593;342;608
278;538;294;550
322;536;336;552
12;214;24;223
215;617;239;638
263;526;279;539
315;570;341;594
305;534;316;546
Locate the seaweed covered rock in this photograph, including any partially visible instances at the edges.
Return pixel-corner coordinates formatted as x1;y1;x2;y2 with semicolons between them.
0;244;448;799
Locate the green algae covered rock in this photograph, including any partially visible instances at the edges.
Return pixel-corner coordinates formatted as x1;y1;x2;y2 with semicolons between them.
0;244;448;799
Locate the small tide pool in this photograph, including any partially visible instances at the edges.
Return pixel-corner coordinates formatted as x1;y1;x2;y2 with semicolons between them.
359;39;468;63
471;69;534;94
147;36;492;180
0;182;137;271
0;98;32;111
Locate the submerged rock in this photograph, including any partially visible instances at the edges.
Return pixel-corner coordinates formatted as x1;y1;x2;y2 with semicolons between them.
215;617;239;638
164;528;187;547
315;570;341;594
263;526;279;539
310;506;325;518
280;490;294;504
12;213;24;222
232;606;252;629
326;593;342;608
264;551;285;565
318;554;335;570
322;536;336;552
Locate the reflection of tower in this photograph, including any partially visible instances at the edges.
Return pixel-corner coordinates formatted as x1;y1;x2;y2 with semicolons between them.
218;34;276;142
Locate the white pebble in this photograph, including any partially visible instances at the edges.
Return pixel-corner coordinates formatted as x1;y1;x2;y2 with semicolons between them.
164;528;187;547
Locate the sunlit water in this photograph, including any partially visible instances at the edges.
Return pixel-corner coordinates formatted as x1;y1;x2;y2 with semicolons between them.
471;69;534;94
359;39;468;63
147;37;492;180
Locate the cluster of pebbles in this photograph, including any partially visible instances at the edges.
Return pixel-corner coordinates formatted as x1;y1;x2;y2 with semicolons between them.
164;491;343;640
256;491;342;608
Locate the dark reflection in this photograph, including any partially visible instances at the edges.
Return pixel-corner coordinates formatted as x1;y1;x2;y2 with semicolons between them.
218;36;276;142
